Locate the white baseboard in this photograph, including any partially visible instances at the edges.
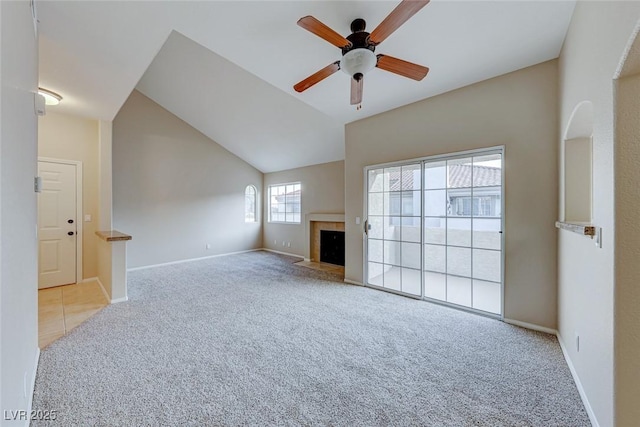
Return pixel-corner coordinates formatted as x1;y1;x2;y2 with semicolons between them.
303;258;311;262
26;348;40;427
557;333;599;427
503;318;557;335
261;248;304;259
344;279;363;286
95;277;125;304
127;249;262;271
110;296;128;304
95;277;110;304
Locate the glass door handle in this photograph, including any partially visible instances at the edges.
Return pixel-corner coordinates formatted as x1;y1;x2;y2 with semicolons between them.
364;219;368;235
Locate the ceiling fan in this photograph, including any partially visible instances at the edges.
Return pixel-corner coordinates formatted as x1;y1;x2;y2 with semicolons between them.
293;0;430;109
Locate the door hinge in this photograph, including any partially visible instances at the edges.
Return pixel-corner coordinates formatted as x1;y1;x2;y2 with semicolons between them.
34;176;42;193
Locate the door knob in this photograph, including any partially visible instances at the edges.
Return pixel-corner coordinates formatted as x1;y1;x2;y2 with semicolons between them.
67;231;74;236
68;219;74;224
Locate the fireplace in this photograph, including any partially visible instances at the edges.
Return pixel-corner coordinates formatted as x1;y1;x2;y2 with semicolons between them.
320;230;345;266
307;216;345;264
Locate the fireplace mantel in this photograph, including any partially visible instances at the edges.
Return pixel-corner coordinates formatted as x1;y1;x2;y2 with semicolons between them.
306;213;345;223
304;213;345;261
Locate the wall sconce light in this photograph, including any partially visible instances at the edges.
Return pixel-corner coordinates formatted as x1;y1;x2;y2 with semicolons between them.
38;87;62;106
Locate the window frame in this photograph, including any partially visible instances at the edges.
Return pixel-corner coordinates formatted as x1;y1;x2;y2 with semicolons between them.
268;182;302;224
244;185;258;223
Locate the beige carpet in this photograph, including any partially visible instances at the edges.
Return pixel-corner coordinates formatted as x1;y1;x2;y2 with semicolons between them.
32;251;589;426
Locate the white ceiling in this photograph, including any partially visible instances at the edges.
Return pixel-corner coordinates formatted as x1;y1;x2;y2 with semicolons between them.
37;0;576;173
136;31;344;173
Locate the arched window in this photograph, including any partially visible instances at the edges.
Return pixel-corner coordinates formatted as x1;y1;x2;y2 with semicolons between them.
245;185;257;222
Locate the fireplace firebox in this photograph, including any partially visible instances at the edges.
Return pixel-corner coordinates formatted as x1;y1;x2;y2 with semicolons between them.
320;230;345;266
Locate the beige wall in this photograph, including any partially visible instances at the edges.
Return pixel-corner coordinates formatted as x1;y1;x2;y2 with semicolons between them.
345;61;559;329
0;0;39;418
615;70;640;427
38;112;100;279
113;90;263;268
558;3;640;426
614;31;640;425
98;120;113;230
564;137;592;223
97;239;112;298
263;161;345;258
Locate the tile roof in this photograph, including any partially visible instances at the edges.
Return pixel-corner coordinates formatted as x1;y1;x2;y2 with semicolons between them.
449;164;501;188
387;164;501;191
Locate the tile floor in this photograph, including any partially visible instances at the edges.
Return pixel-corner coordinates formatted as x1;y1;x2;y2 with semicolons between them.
38;280;108;349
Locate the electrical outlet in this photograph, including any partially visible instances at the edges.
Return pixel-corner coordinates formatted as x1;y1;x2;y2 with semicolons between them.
282;241;285;246
205;243;211;250
274;240;277;245
287;242;291;248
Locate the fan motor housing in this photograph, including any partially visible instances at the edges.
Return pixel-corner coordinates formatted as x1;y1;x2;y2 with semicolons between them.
343;19;375;55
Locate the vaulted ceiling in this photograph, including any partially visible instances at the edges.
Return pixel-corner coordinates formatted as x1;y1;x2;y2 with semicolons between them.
37;1;575;173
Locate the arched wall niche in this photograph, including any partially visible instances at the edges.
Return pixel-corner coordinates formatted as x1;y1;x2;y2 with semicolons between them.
563;101;594;223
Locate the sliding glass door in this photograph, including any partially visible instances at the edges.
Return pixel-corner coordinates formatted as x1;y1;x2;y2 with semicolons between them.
366;163;422;296
365;148;503;316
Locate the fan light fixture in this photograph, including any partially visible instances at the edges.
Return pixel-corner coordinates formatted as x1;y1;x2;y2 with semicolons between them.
38;88;62;106
294;1;430;107
341;48;376;81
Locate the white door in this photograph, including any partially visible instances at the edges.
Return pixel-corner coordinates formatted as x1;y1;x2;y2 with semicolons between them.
38;161;77;288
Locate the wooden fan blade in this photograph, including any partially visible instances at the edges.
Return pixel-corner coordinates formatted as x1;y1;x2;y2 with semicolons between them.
376;54;429;81
294;61;341;93
351;77;363;105
297;16;352;49
369;0;430;45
